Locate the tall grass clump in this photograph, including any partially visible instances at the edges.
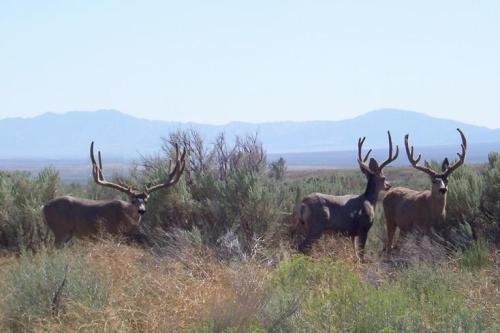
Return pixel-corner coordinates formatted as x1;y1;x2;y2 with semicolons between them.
1;247;110;332
456;240;492;271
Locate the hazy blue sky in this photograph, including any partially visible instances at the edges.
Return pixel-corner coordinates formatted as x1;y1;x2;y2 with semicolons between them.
1;1;499;127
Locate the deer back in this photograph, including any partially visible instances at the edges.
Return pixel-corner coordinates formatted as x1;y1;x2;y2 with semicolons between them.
43;196;140;240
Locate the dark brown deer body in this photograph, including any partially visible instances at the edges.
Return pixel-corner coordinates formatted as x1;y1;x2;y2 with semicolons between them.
295;131;398;261
44;142;186;245
383;128;467;252
44;196;145;244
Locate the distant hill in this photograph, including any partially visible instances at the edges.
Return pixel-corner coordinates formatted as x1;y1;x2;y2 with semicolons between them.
0;109;499;161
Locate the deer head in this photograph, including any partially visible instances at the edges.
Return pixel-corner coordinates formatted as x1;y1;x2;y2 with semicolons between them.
90;141;187;214
405;128;467;195
357;131;399;192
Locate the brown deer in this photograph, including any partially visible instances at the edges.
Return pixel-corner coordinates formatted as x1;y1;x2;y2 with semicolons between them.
383;128;467;253
294;131;399;261
43;142;186;245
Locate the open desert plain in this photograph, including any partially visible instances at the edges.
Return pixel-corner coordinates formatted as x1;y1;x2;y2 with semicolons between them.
1;1;499;332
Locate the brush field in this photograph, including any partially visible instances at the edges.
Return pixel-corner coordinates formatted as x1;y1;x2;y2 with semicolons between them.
0;134;499;332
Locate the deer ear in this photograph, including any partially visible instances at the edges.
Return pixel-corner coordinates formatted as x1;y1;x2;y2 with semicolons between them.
368;158;379;173
442;158;449;171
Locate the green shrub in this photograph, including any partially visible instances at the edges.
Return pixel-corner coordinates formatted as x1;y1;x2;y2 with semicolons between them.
441;164;484;248
1;247;110;332
457;240;492;271
260;256;489;332
0;168;60;250
483;152;500;215
447;164;484;221
269;157;287;180
479;152;500;244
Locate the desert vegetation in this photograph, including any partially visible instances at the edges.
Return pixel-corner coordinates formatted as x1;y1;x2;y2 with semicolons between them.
0;131;498;332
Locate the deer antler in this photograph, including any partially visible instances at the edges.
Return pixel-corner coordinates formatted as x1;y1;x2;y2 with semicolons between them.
145;143;187;194
378;130;399;170
404;134;438;177
442;128;467;177
357;136;373;174
90;142;137;195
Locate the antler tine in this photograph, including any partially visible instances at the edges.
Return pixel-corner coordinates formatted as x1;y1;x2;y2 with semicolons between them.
404;134;438;177
90;142;105;183
146;143;187;193
90;142;98;182
98;151;103;173
443;128;467;177
379;130;399;170
410;146;421;164
363;149;372;162
357;136;373;174
358;138;371;162
357;137;364;162
89;142;135;195
97;150;105;181
357;137;372;162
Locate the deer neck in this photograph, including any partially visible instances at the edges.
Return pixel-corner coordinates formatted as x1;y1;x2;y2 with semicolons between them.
429;190;447;221
363;175;379;207
125;203;142;223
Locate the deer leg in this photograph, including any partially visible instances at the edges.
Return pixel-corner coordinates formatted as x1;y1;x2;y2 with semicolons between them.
298;229;322;253
350;235;356;255
54;232;72;247
394;229;407;250
357;229;370;263
384;223;397;254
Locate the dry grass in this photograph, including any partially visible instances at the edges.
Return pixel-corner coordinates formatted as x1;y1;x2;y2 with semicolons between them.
0;237;498;332
0;239;271;333
61;242;239;332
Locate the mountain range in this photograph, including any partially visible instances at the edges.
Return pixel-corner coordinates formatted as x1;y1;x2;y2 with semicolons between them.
0;109;499;162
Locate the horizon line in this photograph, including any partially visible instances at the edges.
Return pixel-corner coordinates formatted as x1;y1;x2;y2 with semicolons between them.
1;108;496;130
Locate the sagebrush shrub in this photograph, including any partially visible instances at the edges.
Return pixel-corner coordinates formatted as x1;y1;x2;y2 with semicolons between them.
446;164;484;221
264;257;489;332
0;168;60;250
1;247;110;332
479;153;500;244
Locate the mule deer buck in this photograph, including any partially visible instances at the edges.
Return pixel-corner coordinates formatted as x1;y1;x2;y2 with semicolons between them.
294;131;399;261
43;142;186;245
383;128;467;253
